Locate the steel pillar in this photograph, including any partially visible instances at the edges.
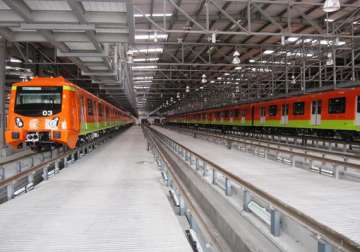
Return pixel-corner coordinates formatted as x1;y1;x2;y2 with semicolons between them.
0;38;6;148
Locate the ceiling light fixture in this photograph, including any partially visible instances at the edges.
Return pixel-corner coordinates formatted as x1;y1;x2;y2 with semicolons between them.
132;65;158;70
323;0;340;12
211;33;216;44
326;52;334;65
134;13;172;18
201;74;207;84
133;57;159;62
263;50;275;55
232;50;241;64
128;48;163;54
135;33;168;40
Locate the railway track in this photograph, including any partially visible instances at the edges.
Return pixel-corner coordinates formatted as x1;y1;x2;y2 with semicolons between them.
144;125;360;252
0;127;130;204
165;126;360;181
173;125;360;153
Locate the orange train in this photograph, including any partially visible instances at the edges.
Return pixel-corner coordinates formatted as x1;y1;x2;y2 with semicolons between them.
5;77;134;149
167;86;360;139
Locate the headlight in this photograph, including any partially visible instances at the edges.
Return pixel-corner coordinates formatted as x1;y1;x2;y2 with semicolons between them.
15;117;24;128
49;117;59;128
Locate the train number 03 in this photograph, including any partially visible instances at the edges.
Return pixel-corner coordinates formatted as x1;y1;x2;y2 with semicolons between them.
42;110;53;116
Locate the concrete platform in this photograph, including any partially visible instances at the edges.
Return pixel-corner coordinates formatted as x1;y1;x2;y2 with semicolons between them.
154;126;360;247
0;127;191;252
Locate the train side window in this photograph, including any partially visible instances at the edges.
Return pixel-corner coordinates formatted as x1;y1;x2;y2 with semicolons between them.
293;102;305;115
99;103;103;116
328;97;346;114
87;98;93;116
269;105;277;116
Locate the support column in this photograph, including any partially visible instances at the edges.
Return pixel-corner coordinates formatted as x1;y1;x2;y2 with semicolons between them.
0;38;6;148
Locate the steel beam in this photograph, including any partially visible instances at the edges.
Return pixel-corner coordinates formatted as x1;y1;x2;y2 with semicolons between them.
0;38;6;147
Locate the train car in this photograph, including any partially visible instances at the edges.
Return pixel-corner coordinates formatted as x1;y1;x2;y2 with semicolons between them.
5;77;134;149
167;86;360;140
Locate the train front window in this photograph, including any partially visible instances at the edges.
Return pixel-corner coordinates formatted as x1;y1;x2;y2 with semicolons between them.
14;86;62;116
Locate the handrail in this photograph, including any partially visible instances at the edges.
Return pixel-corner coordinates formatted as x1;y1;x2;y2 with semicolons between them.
149;126;360;252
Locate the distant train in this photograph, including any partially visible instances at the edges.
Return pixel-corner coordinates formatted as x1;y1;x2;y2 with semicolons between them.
166;87;360;140
5;77;134;149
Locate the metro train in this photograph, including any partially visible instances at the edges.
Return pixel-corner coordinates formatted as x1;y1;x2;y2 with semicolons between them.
166;86;360;140
5;77;134;149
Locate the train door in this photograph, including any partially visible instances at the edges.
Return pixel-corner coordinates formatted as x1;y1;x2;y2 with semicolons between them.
311;100;322;125
251;106;255;126
260;106;266;124
281;104;289;125
80;96;86;131
94;101;99;129
356;96;360;126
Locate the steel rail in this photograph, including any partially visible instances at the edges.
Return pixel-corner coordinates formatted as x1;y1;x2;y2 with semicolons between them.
148;126;360;252
143;126;227;252
0;149;50;166
168;126;360;172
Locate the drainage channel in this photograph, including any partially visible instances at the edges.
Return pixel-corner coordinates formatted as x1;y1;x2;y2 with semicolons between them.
144;126;359;252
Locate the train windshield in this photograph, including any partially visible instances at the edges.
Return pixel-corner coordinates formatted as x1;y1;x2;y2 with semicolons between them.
14;86;62;116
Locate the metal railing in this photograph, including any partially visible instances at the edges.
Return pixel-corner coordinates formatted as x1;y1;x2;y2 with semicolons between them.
167;126;360;180
147;126;359;252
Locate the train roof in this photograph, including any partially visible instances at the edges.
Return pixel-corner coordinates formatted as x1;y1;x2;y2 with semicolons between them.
12;77;130;116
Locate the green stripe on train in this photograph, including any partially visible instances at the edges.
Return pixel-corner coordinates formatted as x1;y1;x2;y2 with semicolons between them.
174;119;360;131
80;121;126;135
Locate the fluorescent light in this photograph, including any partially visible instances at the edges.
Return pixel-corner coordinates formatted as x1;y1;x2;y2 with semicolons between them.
133;57;159;62
135;34;168;40
132;65;158;70
134;13;172;17
9;57;22;63
133;76;153;80
263;50;274;55
319;39;346;46
287;37;299;42
134;80;153;83
234;66;242;70
249;59;256;63
128;48;163;54
325;18;334;22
